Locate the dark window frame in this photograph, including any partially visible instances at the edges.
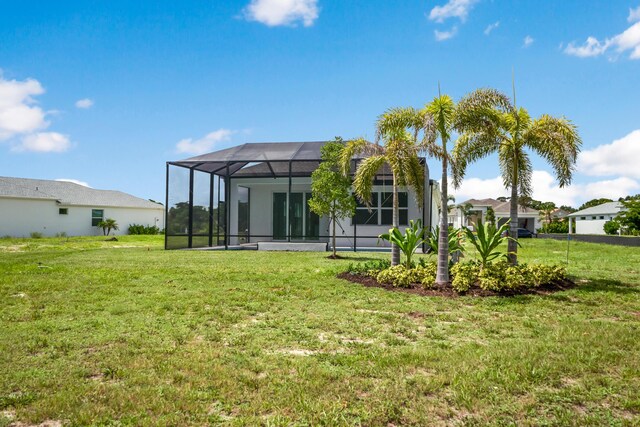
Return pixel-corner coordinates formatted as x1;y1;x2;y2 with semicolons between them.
59;208;68;215
91;209;104;226
353;191;408;226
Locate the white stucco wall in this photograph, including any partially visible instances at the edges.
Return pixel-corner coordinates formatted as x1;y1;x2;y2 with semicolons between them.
574;215;616;235
227;177;434;248
0;197;164;237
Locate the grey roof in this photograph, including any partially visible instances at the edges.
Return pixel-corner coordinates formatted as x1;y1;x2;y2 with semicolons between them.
0;176;163;209
568;201;624;217
170;141;329;175
168;141;411;178
462;198;539;215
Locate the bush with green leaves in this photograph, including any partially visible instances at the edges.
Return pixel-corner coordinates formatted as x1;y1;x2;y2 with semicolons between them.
378;220;425;269
128;224;160;235
30;232;43;239
450;261;480;292
448;260;567;292
540;220;569;234
376;263;436;288
345;259;391;276
464;220;517;268
603;220;620;235
418;261;437;288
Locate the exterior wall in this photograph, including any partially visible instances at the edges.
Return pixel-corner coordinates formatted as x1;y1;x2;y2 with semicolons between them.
0;197;164;237
574;215;616;235
227;177;435;249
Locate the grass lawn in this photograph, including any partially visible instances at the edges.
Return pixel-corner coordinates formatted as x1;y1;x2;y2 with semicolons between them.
1;236;639;426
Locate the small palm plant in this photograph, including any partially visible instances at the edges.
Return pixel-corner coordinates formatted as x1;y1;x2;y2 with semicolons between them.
463;220;518;269
378;220;425;269
97;218;119;236
425;226;464;258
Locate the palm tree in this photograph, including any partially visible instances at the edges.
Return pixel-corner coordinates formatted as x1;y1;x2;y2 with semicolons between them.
97;218;119;236
340;108;425;266
421;93;457;285
453;88;581;264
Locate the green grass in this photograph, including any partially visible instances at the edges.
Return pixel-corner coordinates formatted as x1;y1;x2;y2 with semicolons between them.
1;235;639;426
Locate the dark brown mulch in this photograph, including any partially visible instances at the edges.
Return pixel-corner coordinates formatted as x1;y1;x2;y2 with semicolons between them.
337;272;576;298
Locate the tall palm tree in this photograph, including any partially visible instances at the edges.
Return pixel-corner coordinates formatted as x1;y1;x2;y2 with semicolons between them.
421;93;457;285
453;88;581;264
340;108;425;266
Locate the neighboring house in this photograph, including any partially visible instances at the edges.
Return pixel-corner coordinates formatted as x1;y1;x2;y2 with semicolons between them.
165;141;441;250
0;177;164;237
567;201;624;235
449;198;541;233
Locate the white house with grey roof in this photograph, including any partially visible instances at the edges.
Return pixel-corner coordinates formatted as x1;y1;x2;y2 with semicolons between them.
567;201;624;235
0;176;164;237
449;198;542;233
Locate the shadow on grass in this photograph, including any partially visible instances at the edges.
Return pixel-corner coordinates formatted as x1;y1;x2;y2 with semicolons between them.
573;278;640;295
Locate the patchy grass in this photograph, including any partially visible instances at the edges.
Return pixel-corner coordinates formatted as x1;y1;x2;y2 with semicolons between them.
0;236;638;426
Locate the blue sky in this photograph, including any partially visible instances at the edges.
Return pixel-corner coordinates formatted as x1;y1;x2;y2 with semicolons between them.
1;0;639;207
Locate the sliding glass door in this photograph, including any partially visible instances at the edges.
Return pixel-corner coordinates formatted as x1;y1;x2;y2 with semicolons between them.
273;192;320;240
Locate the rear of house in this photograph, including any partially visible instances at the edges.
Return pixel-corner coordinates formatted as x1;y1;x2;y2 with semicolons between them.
0;177;164;237
165;141;442;250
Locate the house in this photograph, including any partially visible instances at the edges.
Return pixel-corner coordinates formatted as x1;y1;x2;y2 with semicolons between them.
165;141;441;250
567;201;624;235
449;198;541;233
0;176;164;237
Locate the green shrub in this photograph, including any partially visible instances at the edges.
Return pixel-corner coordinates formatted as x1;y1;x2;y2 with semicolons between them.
478;260;509;291
30;232;43;239
55;232;68;238
345;259;390;276
418;261;437;288
524;264;566;287
603;220;619;235
540;220;569;234
376;265;430;288
128;224;160;235
450;261;480;292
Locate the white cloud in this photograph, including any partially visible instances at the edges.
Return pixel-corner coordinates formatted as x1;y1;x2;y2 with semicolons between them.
523;35;534;47
55;178;91;187
428;0;479;23
484;21;499;35
564;36;609;57
75;98;94;109
629;5;640;23
176;129;235;155
435;27;458;41
578;129;640;179
13;132;71;153
0;74;48;140
451;170;640;207
564;19;640;60
242;0;319;27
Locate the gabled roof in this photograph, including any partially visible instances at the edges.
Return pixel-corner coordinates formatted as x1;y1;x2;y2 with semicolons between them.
568;201;624;217
461;198;539;215
0;177;163;209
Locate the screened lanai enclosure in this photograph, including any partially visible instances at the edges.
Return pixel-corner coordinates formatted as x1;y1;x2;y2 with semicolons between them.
165;141;440;250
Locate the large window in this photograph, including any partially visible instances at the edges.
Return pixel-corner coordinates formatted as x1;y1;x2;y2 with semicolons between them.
91;209;104;226
354;192;408;226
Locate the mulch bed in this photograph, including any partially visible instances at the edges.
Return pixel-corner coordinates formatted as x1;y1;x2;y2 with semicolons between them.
337;272;576;298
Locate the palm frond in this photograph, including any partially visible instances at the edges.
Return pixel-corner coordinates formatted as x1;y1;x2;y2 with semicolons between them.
352;155;387;207
452;131;502;188
376;107;422;143
454;88;514;134
340;137;383;177
524;115;582;187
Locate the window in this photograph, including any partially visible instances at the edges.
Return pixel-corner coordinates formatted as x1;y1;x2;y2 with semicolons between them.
91;209;104;226
354;192;408;226
580;217;586;220
59;208;68;215
599;216;605;219
592;216;597;220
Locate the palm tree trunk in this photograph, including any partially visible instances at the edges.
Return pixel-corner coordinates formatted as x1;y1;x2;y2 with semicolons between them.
508;173;519;265
436;152;449;285
391;173;400;266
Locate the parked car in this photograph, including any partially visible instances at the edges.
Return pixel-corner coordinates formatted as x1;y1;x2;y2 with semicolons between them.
502;228;536;238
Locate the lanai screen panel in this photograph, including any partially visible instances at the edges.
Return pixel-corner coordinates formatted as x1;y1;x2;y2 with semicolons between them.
166;165;190;249
192;170;211;248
